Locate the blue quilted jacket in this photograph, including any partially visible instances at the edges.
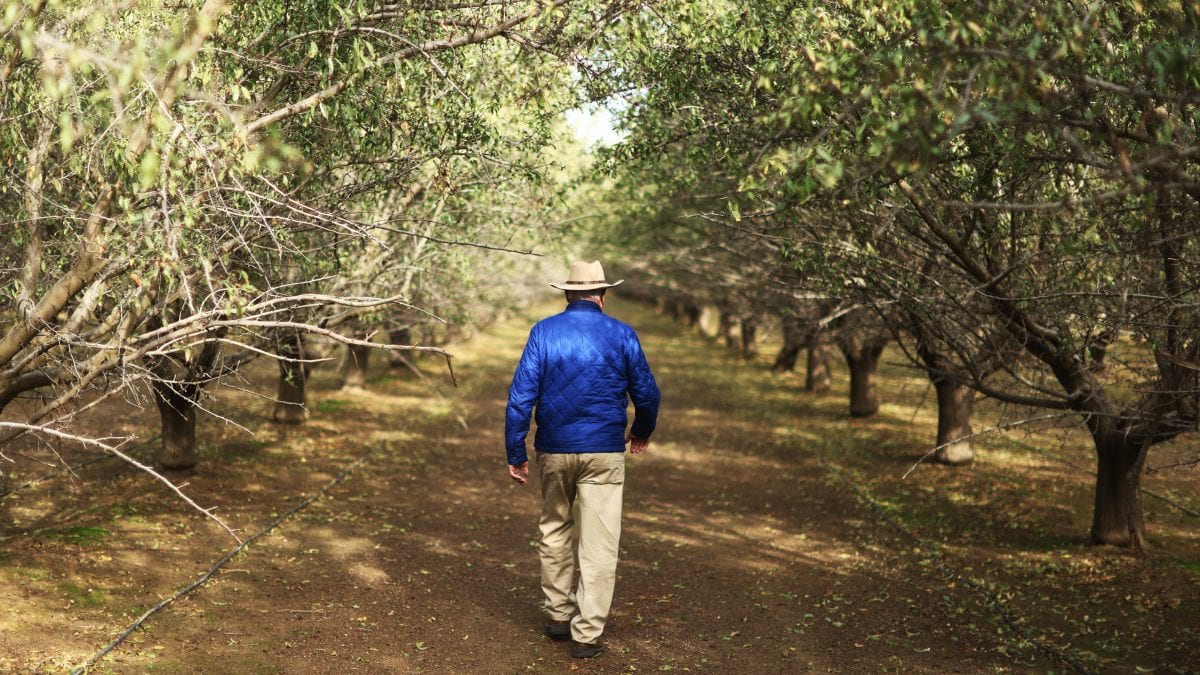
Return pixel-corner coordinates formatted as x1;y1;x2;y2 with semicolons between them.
505;301;660;466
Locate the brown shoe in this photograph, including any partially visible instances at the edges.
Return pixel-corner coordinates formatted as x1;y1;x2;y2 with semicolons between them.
544;619;571;641
571;641;602;658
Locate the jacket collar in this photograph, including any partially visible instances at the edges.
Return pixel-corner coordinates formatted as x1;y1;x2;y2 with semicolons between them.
566;300;603;313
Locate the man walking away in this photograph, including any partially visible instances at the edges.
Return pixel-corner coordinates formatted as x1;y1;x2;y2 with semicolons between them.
505;260;661;659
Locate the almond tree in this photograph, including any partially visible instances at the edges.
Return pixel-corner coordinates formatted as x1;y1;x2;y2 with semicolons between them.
596;0;1200;546
1;0;627;482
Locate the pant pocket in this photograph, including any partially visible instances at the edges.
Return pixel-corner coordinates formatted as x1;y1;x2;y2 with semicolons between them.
580;453;624;485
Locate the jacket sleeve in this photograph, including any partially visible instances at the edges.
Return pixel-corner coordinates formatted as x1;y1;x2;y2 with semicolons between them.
625;330;660;439
505;325;541;465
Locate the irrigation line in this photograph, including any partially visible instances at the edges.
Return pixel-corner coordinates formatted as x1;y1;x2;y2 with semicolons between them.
0;437;160;500
70;449;376;674
821;459;1096;675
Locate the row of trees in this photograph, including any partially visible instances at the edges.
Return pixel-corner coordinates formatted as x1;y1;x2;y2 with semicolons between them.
0;0;626;521
587;0;1199;548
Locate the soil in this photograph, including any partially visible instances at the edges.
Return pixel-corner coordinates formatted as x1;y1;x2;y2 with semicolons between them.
1;298;1198;673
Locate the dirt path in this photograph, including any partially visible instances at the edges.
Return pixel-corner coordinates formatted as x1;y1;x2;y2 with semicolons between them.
6;299;1195;672
70;299;1015;673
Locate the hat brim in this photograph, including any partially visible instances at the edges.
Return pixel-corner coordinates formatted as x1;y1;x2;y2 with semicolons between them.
549;279;624;291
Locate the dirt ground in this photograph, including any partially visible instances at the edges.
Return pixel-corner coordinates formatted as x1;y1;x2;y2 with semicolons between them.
1;298;1198;673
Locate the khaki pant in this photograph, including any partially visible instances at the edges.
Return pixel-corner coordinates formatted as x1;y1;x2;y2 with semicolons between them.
534;451;625;644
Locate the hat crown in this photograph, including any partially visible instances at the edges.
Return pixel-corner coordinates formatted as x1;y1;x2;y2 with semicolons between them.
566;260;607;284
549;260;625;291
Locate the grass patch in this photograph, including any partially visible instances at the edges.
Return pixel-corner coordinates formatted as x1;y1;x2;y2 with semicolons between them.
315;399;352;414
1182;562;1200;574
41;526;108;546
11;566;49;581
60;582;106;606
109;503;140;519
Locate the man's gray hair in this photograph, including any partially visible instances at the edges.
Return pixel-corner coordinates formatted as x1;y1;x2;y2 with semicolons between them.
565;289;607;303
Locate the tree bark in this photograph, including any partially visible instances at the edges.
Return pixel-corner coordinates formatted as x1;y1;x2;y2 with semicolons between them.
340;343;371;389
1088;340;1111;372
933;379;974;464
772;316;804;373
719;312;736;349
272;333;308;425
914;336;975;464
841;338;885;417
1090;434;1147;547
740;317;759;360
698;306;719;337
806;341;832;393
154;382;197;471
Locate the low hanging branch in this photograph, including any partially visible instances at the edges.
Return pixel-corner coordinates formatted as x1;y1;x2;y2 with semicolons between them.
0;435;160;500
206;319;459;387
0;423;240;543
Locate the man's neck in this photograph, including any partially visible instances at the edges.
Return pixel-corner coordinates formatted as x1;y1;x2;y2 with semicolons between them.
569;297;605;311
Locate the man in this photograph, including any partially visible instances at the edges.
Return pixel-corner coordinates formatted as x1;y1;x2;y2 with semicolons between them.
505;260;661;659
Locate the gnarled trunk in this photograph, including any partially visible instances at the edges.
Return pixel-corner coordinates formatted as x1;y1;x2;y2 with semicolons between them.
771;316;804;373
273;333;308;425
340;343;370;389
154;382;197;471
841;339;885;417
740;317;759;360
933;380;974;464
916;340;975;464
1090;434;1147;547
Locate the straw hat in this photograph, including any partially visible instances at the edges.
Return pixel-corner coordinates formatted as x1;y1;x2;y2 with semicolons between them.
549;260;625;291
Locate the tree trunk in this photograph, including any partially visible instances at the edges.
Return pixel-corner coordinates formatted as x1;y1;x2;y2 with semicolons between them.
806;342;832;393
682;304;701;328
772;316;804;373
719;312;736;349
934;379;974;464
916;340;975;465
698;306;719;337
273;333;308;425
806;326;835;391
388;327;413;368
340;343;370;389
1090;434;1147;547
842;339;885;417
740;317;759;360
154;382;197;471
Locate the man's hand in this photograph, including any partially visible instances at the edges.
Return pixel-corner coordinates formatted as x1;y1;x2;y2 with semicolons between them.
627;434;650;455
508;461;529;485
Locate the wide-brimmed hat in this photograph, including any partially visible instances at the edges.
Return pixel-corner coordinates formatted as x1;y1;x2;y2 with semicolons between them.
549;260;625;291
